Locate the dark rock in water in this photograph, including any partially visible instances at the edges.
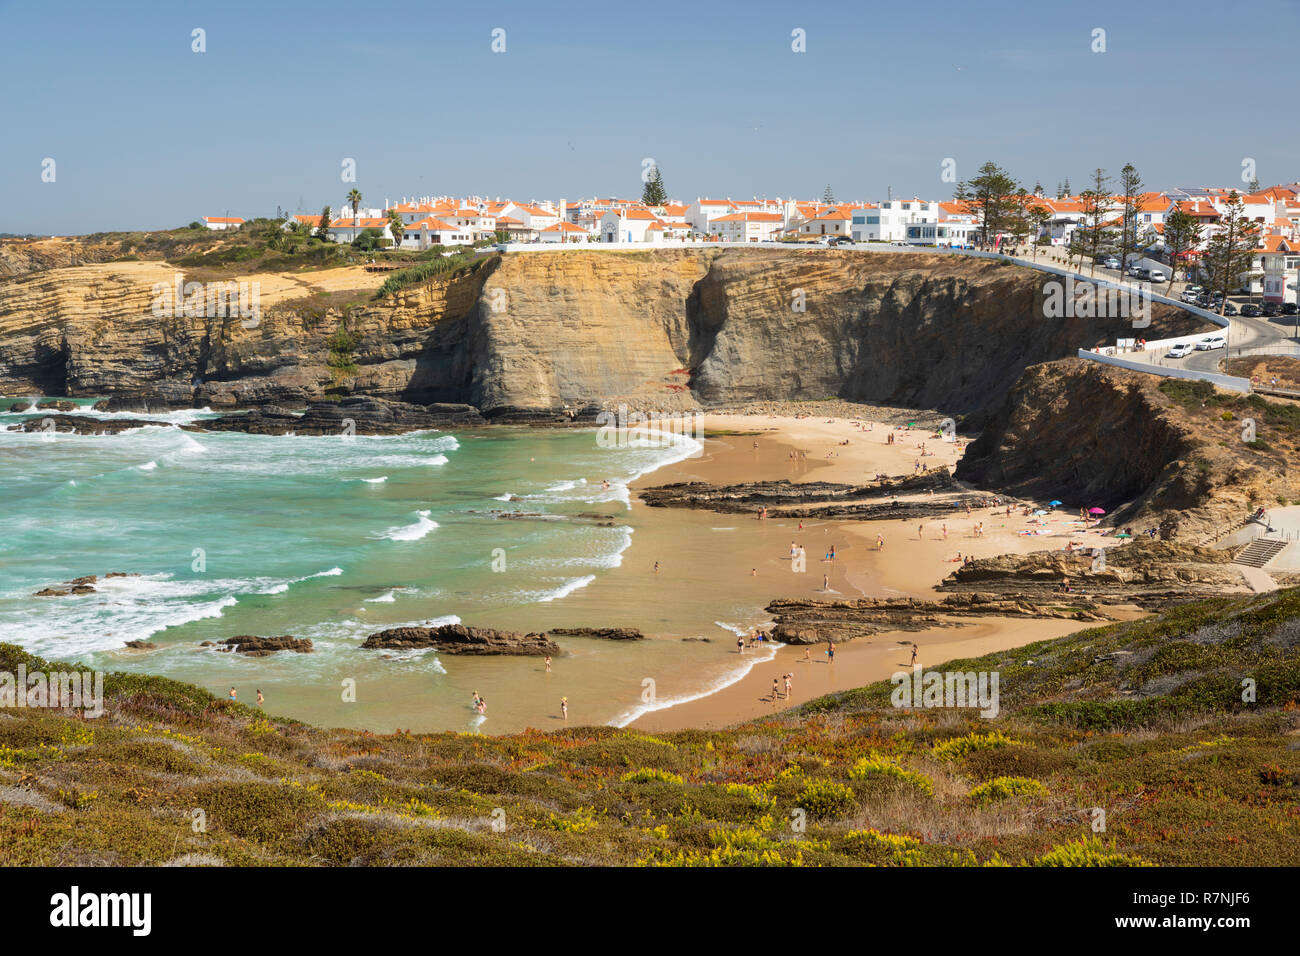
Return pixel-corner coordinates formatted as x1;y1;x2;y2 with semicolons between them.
217;635;314;657
362;623;558;656
193;396;485;436
6;401;35;412
550;627;645;641
13;414;173;435
124;640;157;650
94;395;186;414
30;570;139;597
36;400;76;411
681;637;712;642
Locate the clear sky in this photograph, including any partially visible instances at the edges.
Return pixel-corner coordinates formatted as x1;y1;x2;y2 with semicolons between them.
2;0;1297;234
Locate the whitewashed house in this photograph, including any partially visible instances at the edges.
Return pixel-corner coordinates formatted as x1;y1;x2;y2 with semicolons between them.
203;216;244;231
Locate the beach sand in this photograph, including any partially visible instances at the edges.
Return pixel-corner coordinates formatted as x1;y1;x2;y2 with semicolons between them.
550;410;1131;731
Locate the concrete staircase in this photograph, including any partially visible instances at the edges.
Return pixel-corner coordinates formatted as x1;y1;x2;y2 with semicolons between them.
1234;538;1288;569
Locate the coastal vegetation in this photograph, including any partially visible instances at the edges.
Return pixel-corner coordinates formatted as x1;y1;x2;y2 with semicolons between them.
1;587;1297;866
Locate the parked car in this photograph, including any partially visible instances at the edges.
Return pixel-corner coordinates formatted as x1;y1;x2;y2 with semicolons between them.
1103;257;1121;270
1240;304;1262;317
1195;335;1226;351
1148;270;1168;283
829;236;854;246
1262;302;1283;317
1283;303;1299;315
1222;303;1238;316
1126;265;1146;278
1166;343;1194;358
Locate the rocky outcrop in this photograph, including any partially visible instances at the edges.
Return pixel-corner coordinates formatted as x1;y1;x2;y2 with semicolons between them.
32;572;137;596
765;593;1111;645
955;360;1297;539
9;414;175;435
191;397;485;435
361;624;559;656
637;471;1006;519
937;538;1251;609
215;635;314;656
549;627;645;641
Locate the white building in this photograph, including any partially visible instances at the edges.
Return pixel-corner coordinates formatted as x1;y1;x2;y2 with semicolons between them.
328;217;394;244
849;200;937;242
599;207;668;243
710;211;784;242
203;216;244;231
538;221;592;243
1261;236;1300;304
399;217;473;249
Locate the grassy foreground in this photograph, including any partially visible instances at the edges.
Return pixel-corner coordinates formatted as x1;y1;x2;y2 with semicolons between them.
2;590;1299;867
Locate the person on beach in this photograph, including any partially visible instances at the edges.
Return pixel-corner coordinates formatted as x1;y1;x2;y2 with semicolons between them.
256;689;264;707
472;691;481;710
822;573;829;590
751;567;757;577
477;698;486;715
560;697;568;720
228;687;237;702
738;636;745;654
545;656;552;673
784;673;792;697
772;677;781;700
654;561;660;574
910;645;918;667
827;641;836;663
918;522;924;539
877;534;884;551
803;647;811;662
942;523;948;539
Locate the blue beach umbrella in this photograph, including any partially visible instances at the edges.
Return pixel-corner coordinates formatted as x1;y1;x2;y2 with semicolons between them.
1049;500;1063;507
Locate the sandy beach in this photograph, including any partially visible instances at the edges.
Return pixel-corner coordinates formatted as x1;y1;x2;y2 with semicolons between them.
553;408;1136;731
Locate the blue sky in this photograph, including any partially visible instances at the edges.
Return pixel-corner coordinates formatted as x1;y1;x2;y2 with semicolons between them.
2;0;1297;234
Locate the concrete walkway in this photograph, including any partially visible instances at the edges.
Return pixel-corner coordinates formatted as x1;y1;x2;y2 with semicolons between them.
1234;564;1279;593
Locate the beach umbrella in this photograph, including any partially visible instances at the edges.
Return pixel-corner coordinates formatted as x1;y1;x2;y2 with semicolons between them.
1049;500;1063;507
1033;509;1048;516
1089;507;1106;514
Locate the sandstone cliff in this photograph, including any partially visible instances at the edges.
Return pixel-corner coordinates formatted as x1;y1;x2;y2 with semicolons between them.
0;249;1206;416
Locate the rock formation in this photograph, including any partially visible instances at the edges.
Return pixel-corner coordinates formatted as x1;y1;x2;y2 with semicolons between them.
361;623;559;656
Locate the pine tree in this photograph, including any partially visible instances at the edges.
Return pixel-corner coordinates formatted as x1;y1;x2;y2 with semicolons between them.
641;166;668;207
956;161;1020;248
1117;163;1143;275
1078;168;1114;277
318;205;332;239
1162;208;1203;290
822;184;836;205
1202;191;1259;314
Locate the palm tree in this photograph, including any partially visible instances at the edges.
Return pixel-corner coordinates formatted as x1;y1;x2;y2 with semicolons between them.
387;209;404;249
347;189;362;221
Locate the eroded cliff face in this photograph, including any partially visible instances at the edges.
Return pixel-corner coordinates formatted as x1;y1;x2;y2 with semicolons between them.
955;360;1297;536
0;248;1205;415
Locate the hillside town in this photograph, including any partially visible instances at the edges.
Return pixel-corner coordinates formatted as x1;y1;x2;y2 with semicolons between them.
194;181;1300;305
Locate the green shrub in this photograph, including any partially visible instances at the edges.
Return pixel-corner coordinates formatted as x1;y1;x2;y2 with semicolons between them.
795;780;856;819
968;776;1047;803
